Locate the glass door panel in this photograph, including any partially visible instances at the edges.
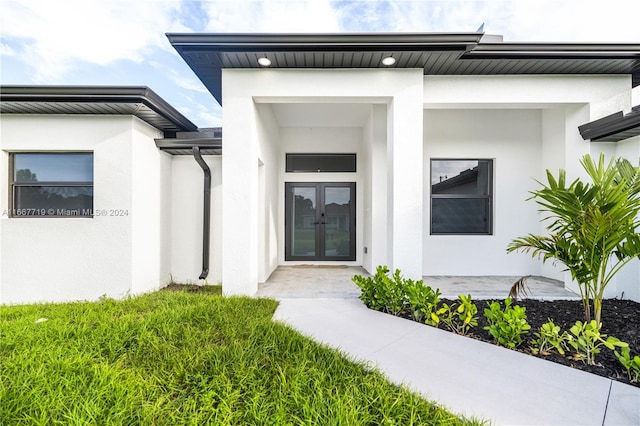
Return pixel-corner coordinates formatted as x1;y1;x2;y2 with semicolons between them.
291;186;317;257
323;186;352;258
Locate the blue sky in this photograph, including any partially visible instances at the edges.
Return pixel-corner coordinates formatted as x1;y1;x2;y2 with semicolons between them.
1;0;639;128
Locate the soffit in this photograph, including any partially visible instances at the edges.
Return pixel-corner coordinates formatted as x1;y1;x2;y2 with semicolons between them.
167;32;640;106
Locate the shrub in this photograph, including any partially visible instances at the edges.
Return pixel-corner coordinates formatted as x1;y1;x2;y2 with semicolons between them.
483;298;531;348
531;319;570;355
353;265;403;314
567;320;627;365
404;279;441;324
352;266;441;321
614;346;640;383
433;294;478;336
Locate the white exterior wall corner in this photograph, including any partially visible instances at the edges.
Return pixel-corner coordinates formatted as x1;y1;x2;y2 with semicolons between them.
388;78;424;279
0;115;136;304
221;87;260;296
362;105;388;274
130;117;170;296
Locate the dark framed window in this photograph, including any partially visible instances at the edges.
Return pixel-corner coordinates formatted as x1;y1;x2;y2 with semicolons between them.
430;159;493;235
9;153;94;217
286;153;356;173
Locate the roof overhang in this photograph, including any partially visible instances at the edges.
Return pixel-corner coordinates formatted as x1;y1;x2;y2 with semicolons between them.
155;128;222;155
0;85;198;133
167;32;640;105
579;107;640;142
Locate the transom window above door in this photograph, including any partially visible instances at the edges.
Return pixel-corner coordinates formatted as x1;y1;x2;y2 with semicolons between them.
430;159;493;235
286;154;356;173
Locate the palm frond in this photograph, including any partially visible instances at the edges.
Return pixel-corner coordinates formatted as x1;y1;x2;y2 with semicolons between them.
508;275;531;301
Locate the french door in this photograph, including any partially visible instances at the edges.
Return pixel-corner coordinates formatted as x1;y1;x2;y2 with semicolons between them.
285;182;356;261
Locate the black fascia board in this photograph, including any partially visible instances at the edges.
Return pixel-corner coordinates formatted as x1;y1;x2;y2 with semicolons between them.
579;110;640;142
465;43;640;59
155;138;222;154
0;85;198;132
166;32;485;50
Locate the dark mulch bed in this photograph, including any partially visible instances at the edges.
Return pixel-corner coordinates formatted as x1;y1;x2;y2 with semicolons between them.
400;298;639;387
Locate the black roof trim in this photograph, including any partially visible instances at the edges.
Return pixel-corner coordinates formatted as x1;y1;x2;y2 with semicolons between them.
167;32;640;106
167;32;484;49
0;85;198;132
579;107;640;142
155;127;222;155
465;43;640;59
155;139;222;156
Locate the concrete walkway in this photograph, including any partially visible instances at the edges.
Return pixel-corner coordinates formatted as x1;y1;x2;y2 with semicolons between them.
273;298;639;425
260;267;639;425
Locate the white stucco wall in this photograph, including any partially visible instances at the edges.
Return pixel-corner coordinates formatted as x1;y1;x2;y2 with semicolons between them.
423;109;543;275
131;119;172;295
170;155;222;285
0;114;168;304
423;75;630;111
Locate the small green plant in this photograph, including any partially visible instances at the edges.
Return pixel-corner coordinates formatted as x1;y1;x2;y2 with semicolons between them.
614;346;640;382
352;266;423;316
434;294;478;336
483;298;531;348
353;265;402;314
404;279;441;324
567;320;628;365
531;319;570;355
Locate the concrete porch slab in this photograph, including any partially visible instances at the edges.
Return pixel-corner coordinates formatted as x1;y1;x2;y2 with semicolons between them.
258;266;580;301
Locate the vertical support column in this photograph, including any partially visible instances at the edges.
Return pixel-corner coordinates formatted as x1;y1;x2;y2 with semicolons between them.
387;75;424;279
222;94;259;295
369;104;388;271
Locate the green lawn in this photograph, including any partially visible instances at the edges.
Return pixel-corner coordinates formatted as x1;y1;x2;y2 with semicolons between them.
1;287;476;425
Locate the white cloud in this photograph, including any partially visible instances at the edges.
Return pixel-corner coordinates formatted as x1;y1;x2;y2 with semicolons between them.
339;0;640;42
200;0;341;32
178;101;223;127
152;61;210;94
0;0;187;81
0;42;15;56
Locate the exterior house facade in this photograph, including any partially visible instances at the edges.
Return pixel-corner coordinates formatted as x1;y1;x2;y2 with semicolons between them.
1;32;640;304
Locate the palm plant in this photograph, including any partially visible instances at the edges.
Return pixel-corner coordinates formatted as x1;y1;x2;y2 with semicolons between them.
508;153;640;327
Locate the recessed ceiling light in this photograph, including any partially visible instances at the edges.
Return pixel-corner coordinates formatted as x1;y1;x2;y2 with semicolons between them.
258;57;272;66
381;56;396;66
